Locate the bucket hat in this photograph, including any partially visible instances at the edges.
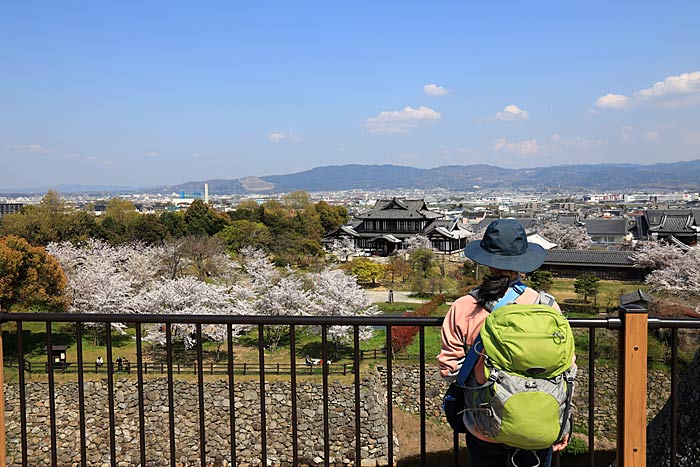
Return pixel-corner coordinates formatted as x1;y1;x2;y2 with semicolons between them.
464;219;546;273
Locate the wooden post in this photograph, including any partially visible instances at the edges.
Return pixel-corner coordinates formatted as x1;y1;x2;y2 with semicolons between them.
616;305;648;467
0;323;6;467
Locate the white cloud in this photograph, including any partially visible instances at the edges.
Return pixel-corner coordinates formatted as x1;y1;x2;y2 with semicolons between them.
636;72;700;102
595;71;700;109
269;131;301;142
366;106;441;134
493;138;539;155
595;93;630;109
424;83;449;96
495;104;529;121
13;143;54;154
145;151;160;158
642;131;660;141
549;134;603;149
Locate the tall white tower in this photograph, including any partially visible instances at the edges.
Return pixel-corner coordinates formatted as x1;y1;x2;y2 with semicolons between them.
204;182;209;204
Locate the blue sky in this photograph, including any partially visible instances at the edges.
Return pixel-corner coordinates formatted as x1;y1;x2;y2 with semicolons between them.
1;1;699;189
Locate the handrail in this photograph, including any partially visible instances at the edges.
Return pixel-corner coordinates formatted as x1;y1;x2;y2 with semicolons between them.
2;308;698;467
1;311;629;328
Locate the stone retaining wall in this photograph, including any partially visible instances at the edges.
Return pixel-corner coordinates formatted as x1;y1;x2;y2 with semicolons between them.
4;370;397;467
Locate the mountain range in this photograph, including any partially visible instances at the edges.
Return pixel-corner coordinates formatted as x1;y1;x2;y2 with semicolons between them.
166;159;700;194
4;160;700;195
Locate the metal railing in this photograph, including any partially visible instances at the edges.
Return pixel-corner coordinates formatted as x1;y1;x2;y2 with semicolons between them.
0;308;698;467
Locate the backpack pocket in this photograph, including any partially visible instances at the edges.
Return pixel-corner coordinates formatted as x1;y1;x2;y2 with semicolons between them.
463;380;501;438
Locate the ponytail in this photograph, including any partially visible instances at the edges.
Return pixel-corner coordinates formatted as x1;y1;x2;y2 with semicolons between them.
474;275;511;306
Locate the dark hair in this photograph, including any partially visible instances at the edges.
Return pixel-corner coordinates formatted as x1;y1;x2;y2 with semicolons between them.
474;275;511;306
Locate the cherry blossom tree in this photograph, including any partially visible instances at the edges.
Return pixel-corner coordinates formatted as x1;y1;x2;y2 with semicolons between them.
311;268;379;358
330;237;357;262
239;247;315;350
539;222;591;250
239;246;279;293
639;246;700;299
254;273;313;351
129;276;253;357
47;239;159;343
631;241;685;270
404;235;432;254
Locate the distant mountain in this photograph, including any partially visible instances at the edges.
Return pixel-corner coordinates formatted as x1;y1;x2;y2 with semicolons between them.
0;184;146;194
168;160;700;194
6;160;698;195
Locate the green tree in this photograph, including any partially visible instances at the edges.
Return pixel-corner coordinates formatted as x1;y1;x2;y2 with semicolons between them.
228;200;264;222
410;248;437;279
528;270;554;292
218;220;271;253
0;190;70;245
0;235;68;311
184;200;229;236
104;198;138;226
315;201;349;233
349;258;386;284
574;274;600;304
98;215;128;244
132;214;168;245
160;211;188;238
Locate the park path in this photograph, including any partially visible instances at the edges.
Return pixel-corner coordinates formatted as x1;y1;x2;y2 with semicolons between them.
365;290;430;304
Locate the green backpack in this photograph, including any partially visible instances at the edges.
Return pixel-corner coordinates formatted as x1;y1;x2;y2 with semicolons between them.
463;303;576;450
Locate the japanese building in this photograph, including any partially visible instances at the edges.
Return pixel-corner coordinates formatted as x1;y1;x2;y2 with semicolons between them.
323;198;472;255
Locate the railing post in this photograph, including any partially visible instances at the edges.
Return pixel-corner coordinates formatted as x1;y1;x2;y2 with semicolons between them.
0;323;6;467
617;305;648;467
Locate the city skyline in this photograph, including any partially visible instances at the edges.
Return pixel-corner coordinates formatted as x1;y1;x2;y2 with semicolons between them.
1;2;700;189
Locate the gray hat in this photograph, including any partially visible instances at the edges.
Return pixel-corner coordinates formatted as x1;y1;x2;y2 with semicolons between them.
464;219;546;273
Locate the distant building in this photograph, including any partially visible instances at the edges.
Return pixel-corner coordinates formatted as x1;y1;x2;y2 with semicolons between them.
0;203;23;218
631;209;700;246
323;197;471;255
584;218;629;245
540;249;646;281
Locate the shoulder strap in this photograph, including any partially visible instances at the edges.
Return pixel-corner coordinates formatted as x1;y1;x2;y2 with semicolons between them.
454;281;527;386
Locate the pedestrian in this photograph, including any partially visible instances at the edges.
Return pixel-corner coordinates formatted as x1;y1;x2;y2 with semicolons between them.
438;219;572;467
116;356;123;373
96;356;103;369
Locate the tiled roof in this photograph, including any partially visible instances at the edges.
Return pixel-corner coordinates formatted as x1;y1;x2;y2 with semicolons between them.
557;215;579;225
355;198;443;220
619;289;654;306
645;210;665;226
584;218;628;236
369;234;402;243
543;249;636;266
648;213;694;233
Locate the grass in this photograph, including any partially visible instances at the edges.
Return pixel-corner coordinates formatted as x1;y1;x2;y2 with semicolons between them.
548;279;649;309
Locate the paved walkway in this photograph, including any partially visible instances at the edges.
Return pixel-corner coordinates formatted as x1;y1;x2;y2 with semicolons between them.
365;290;429;304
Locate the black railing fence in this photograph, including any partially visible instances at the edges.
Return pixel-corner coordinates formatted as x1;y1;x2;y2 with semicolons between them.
0;309;698;467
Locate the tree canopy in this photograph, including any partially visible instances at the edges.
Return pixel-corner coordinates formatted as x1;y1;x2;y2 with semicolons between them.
0;235;68;311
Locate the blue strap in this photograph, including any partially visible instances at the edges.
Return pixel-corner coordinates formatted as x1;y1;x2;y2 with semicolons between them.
454;281;526;386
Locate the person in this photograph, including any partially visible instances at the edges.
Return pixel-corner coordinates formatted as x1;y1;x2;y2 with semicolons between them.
116;356;123;373
438;219;570;467
96;356;103;368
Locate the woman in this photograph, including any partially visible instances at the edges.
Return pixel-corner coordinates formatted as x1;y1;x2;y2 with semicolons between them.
438;219;570;467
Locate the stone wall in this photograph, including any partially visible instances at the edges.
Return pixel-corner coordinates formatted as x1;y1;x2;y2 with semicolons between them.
646;351;700;467
386;363;671;442
4;370;397;467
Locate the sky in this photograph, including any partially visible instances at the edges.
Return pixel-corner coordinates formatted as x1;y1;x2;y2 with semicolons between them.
1;1;699;189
